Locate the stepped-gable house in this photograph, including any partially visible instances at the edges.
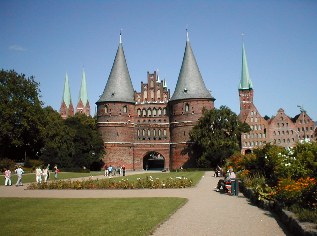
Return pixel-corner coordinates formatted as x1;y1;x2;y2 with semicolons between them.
96;32;215;170
239;44;316;154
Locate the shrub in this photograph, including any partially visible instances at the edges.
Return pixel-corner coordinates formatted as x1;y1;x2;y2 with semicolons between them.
27;175;193;190
0;158;16;172
274;177;316;208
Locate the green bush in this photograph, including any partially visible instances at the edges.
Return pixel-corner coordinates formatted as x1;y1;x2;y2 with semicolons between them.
27;175;193;190
24;159;44;169
0;158;16;172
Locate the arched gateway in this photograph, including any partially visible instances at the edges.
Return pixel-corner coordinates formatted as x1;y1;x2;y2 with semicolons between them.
143;151;165;170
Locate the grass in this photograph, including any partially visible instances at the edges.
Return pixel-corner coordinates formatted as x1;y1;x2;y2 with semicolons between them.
0;171;104;186
0;197;187;236
288;205;317;225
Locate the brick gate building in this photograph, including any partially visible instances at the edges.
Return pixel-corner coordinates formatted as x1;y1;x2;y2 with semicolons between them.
96;32;215;170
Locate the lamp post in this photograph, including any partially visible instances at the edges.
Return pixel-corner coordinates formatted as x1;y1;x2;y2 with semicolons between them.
297;105;306;141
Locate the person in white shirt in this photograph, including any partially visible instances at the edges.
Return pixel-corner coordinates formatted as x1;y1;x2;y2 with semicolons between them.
35;166;43;184
42;167;48;182
15;166;24;186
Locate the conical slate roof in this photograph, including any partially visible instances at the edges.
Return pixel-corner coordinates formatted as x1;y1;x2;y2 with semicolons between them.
170;32;212;101
239;43;253;90
97;34;135;103
62;73;72;108
78;69;88;106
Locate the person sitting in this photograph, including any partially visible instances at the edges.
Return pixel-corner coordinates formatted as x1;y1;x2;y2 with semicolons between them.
215;168;235;193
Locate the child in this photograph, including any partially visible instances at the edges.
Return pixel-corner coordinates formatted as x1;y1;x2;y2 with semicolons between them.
35;166;43;184
4;168;12;186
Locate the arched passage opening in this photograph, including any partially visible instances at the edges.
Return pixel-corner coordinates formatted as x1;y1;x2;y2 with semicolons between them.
143;151;165;170
245;149;252;154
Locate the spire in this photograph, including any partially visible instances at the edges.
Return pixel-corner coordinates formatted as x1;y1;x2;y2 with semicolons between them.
62;73;72;108
119;29;122;44
239;43;253;90
78;69;88;106
156;69;161;82
97;32;135;103
170;30;213;101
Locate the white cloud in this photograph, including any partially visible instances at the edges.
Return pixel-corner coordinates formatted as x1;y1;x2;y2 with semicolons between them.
9;45;27;52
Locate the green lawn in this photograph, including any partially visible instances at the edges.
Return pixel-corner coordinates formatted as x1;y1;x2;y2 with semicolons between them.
0;171;104;186
0;197;187;236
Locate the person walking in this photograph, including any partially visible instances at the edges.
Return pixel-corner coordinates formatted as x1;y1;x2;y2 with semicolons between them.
42;166;48;182
15;165;24;186
54;165;59;179
122;165;126;176
4;168;12;186
35;166;43;184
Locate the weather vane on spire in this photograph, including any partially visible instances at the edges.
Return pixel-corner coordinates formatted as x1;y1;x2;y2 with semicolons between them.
241;32;245;43
186;26;189;42
120;29;123;44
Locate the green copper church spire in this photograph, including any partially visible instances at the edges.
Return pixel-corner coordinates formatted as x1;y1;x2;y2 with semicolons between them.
78;69;88;106
239;43;253;90
62;73;72;108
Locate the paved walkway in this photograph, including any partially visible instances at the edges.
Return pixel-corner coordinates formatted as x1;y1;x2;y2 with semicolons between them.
0;171;291;236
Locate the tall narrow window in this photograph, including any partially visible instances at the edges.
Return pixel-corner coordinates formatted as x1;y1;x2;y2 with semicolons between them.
123;106;127;113
104;105;108;113
185;103;189;112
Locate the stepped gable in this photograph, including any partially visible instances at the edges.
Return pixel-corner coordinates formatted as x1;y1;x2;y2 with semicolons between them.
170;30;213;101
97;33;135;104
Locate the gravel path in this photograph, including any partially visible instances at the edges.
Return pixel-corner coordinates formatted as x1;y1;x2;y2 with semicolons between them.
0;171;290;236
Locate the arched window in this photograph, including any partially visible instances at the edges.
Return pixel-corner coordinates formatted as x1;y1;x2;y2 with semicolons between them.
185;103;189;112
148;129;151;136
137;130;140;137
147;108;152;116
104;105;108;113
142;109;146;116
158;129;161;136
158;108;162;116
163;129;167;136
163;108;167;115
142;129;145;136
137;109;141;116
157;89;161;100
153;108;157;116
153;129;156;136
123;106;127;113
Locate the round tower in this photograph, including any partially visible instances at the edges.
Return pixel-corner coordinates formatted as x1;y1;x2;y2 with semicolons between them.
169;31;215;169
96;33;135;169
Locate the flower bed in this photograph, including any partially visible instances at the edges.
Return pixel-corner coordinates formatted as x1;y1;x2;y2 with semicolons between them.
27;175;193;190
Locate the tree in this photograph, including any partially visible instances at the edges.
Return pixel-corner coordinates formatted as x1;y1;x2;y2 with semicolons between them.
189;106;250;168
39;107;75;168
0;69;44;161
64;114;104;169
39;110;105;169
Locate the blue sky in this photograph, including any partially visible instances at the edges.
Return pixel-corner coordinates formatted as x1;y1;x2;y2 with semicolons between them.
1;0;316;121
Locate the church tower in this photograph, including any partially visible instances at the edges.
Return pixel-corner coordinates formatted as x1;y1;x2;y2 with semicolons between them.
96;33;135;169
76;69;90;116
59;73;74;119
238;43;254;122
169;30;215;169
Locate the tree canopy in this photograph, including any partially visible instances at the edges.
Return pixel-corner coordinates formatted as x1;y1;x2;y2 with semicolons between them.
0;69;44;160
189;106;250;168
0;69;105;170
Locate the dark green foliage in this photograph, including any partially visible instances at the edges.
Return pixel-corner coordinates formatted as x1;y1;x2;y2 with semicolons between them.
0;158;16;172
0;69;44;161
39;110;104;169
189;106;250;168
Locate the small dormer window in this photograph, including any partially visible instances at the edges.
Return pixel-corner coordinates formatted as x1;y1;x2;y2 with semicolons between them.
111;92;115;97
184;88;187;93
